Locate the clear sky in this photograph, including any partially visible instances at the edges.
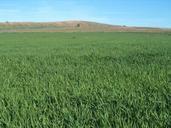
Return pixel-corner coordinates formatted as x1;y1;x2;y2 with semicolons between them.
0;0;171;28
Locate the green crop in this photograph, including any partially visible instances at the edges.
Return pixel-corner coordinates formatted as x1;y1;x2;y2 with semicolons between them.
0;32;171;128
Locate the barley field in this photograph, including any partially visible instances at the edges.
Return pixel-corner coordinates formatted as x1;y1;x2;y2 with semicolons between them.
0;32;171;127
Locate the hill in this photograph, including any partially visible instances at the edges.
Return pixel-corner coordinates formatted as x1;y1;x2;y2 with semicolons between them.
0;21;170;32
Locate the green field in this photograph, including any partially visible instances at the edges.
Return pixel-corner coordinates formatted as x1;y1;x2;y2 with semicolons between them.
0;32;171;127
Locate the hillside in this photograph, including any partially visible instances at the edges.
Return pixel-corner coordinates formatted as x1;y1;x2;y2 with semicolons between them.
0;21;170;32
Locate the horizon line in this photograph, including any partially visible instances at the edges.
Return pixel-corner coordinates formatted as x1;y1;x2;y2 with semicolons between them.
0;20;170;29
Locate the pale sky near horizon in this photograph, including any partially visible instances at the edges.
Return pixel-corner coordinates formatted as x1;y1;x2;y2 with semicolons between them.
0;0;171;28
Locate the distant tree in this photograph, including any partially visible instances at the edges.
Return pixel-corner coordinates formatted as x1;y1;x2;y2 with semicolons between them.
6;21;9;24
76;24;80;27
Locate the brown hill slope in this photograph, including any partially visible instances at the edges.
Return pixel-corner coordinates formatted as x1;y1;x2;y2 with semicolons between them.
0;21;170;32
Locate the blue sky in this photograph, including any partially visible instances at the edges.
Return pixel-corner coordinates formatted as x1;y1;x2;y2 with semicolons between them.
0;0;171;28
